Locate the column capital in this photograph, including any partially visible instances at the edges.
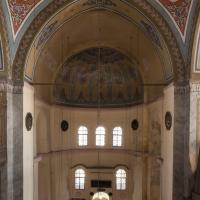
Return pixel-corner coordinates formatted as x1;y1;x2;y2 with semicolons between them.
0;81;23;94
190;80;200;93
174;84;190;95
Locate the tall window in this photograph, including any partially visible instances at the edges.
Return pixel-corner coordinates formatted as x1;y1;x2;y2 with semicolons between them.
113;127;122;146
116;169;126;190
78;126;88;146
75;169;85;190
95;126;105;146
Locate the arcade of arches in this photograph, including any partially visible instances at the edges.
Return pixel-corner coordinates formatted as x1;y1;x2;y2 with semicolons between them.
1;0;200;200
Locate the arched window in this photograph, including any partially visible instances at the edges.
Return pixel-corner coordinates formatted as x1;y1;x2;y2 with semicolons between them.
113;127;122;146
96;126;105;146
78;126;88;146
116;169;126;190
93;192;110;200
75;169;85;190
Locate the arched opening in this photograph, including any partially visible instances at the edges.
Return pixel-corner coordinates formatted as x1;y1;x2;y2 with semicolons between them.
24;4;173;200
92;192;109;200
10;1;187;200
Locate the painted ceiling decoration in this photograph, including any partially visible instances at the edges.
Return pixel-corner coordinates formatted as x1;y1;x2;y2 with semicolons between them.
4;0;196;43
83;0;116;7
12;0;184;84
36;20;58;49
53;47;144;107
156;0;193;41
140;20;162;49
6;0;43;39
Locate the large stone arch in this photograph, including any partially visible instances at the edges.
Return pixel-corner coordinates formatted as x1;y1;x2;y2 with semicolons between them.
12;0;184;86
6;1;194;200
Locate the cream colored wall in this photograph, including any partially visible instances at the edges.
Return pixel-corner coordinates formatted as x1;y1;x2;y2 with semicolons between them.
35;102;145;200
146;98;163;200
161;84;174;200
23;82;34;200
34;92;174;200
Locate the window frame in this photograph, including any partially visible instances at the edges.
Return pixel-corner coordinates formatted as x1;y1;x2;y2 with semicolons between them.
116;169;127;191
75;168;86;190
78;126;88;146
95;126;106;146
112;126;123;147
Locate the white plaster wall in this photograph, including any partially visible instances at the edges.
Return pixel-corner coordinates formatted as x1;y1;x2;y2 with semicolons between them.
147;98;163;200
189;81;200;172
23;82;34;200
161;84;174;200
34;97;168;200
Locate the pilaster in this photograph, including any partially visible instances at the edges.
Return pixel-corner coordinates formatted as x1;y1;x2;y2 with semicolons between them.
0;81;23;200
173;84;190;200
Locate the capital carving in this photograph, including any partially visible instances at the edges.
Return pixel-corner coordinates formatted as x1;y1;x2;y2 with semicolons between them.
174;85;190;95
0;81;23;94
190;81;200;94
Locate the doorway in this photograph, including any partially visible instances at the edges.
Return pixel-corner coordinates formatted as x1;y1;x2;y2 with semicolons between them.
92;192;109;200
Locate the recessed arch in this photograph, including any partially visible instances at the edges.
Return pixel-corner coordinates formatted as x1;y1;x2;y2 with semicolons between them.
12;0;184;85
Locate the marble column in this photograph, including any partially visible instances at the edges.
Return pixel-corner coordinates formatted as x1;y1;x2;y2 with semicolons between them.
0;82;23;200
173;84;190;200
0;90;7;200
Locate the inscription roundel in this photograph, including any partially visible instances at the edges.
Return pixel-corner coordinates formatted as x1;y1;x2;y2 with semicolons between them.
61;120;69;131
165;112;172;130
25;112;33;131
132;119;139;130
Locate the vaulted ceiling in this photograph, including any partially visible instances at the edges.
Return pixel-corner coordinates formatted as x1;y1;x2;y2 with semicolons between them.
1;0;199;62
0;0;199;103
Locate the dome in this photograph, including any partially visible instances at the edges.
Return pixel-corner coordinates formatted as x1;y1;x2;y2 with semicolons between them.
53;47;143;107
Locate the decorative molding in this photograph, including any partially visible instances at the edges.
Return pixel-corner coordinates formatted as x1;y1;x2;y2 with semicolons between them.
12;0;185;85
140;20;162;49
36;20;58;49
0;6;11;75
83;0;116;7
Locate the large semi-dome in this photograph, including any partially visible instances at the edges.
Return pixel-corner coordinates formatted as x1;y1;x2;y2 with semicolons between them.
53;47;143;107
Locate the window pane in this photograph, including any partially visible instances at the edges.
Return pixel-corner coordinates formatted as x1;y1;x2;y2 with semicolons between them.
116;169;126;190
96;126;105;146
75;169;85;190
78;126;88;146
113;127;122;146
